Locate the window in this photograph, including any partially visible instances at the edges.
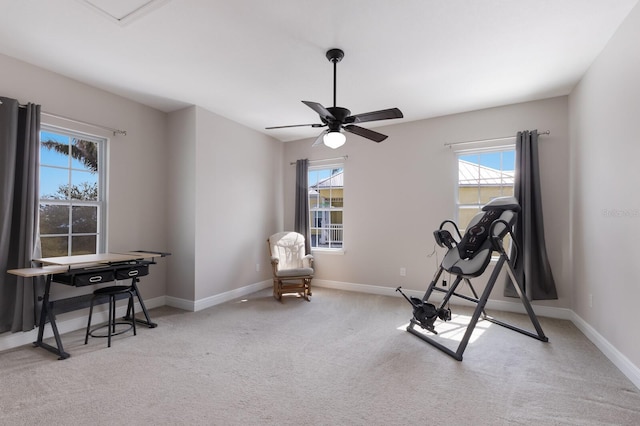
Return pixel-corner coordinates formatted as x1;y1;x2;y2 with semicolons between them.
39;126;106;257
308;165;344;250
456;147;515;230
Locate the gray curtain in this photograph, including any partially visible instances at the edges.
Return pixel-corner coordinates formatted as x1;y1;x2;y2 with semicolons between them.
0;96;43;333
505;130;558;300
294;159;311;254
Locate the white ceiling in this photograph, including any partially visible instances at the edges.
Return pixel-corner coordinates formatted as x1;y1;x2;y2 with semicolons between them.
0;0;637;141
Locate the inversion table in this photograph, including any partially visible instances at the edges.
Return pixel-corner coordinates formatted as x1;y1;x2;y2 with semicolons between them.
397;196;548;361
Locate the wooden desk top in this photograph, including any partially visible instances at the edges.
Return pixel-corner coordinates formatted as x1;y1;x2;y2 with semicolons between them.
33;251;162;266
8;251;164;277
7;265;69;277
33;253;137;266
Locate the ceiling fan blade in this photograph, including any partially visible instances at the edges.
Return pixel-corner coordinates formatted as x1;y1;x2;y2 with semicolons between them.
346;108;403;124
302;101;336;122
344;125;388;143
312;130;329;147
265;123;325;129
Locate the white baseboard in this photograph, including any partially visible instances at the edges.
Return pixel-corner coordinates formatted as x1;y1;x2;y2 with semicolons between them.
0;281;272;353
314;279;574;320
0;295;166;353
570;311;640;390
166;280;272;312
2;279;639;391
314;279;639;390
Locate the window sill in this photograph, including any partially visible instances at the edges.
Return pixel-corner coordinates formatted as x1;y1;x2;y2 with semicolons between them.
311;248;345;256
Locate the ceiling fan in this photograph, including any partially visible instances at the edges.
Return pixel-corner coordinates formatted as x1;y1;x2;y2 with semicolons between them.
266;48;404;149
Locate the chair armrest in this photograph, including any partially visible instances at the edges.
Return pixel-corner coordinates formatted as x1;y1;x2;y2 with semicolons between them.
269;257;280;274
302;254;314;269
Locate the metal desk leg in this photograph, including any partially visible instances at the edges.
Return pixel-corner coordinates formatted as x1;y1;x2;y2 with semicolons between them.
125;278;157;328
33;275;70;360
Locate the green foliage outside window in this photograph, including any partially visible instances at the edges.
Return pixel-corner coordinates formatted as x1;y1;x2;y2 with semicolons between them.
39;130;104;257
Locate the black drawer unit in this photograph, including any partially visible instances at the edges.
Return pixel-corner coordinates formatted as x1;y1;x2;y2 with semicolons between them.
51;260;153;287
53;269;115;287
115;263;150;280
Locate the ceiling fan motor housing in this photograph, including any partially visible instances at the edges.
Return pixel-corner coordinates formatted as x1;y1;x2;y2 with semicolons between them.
325;106;351;131
326;48;344;63
266;47;402;144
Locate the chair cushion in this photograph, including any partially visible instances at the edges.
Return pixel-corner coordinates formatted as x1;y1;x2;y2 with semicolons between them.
440;197;519;278
482;195;520;212
276;267;314;278
269;232;312;271
442;247;493;278
457;209;502;259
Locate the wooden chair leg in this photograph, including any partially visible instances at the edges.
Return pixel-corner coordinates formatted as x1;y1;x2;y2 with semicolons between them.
273;279;282;301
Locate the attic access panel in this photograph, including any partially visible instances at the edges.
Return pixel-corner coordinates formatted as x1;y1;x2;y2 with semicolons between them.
83;0;170;25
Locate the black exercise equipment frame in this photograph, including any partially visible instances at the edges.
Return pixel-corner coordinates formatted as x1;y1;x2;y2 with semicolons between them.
405;221;548;361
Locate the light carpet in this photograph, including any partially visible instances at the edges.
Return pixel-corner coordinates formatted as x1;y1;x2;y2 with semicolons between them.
1;287;639;425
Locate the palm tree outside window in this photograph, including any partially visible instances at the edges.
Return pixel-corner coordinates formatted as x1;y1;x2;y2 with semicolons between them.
39;126;106;257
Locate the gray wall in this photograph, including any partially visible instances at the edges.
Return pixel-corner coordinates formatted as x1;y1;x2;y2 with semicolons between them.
1;1;639;379
166;106;283;308
0;53;169;308
569;3;640;369
166;106;197;301
283;97;570;309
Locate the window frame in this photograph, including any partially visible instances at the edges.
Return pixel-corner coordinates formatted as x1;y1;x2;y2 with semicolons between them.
454;143;516;232
38;124;107;257
308;163;345;253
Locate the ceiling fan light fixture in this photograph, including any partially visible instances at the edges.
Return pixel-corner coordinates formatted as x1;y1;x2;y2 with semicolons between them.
323;131;346;149
266;48;403;146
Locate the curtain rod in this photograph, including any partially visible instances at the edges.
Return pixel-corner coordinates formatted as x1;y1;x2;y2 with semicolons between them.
40;111;127;136
290;155;347;165
444;130;549;148
13;102;127;136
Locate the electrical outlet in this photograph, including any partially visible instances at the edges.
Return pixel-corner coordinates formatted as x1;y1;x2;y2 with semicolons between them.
256;263;260;272
589;293;593;308
400;267;406;276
